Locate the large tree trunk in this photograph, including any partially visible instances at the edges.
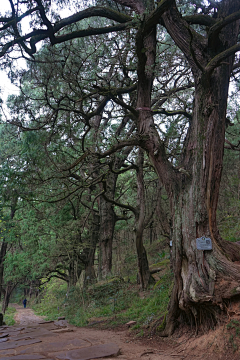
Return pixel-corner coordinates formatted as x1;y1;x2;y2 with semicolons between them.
163;67;240;334
154;0;240;335
128;0;240;334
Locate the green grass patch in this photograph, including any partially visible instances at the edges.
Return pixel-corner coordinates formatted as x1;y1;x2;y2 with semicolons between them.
4;306;16;326
32;268;173;332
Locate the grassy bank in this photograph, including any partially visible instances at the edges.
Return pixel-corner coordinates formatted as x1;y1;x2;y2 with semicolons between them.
2;305;16;326
32;261;172;335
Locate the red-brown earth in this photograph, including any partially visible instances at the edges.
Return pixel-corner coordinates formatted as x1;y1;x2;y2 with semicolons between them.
0;304;239;359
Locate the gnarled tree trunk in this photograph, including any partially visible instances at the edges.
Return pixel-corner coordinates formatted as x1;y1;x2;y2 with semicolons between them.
163;67;240;334
127;0;240;334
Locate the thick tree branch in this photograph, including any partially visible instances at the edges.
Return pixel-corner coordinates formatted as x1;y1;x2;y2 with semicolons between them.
183;14;216;27
152;108;192;120
97;137;140;158
35;0;55;44
109;163;137;174
53;6;132;31
111;95;138;117
0;5;135;58
144;0;174;34
115;0;145;14
208;9;240;47
102;189;138;216
162;2;206;75
31;22;134;52
205;43;240;75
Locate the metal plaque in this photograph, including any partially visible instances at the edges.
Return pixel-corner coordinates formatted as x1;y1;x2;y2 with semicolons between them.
196;236;212;250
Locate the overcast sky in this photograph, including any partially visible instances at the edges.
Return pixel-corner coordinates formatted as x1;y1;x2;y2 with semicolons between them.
0;1;74;111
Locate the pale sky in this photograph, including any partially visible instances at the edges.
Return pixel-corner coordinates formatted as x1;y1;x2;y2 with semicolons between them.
0;0;75;112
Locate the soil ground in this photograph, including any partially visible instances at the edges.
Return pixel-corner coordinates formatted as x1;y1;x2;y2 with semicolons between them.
0;304;239;360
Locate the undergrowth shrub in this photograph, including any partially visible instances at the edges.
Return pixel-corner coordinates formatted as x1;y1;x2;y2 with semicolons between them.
4;306;16;326
32;267;173;331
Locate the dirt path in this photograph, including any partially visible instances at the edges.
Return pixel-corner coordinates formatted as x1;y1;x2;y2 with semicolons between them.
13;304;46;326
0;305;182;360
0;305;237;360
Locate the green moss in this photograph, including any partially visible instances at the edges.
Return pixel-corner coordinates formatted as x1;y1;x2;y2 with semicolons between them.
156;312;167;332
154;269;173;291
154;279;162;289
152;259;170;268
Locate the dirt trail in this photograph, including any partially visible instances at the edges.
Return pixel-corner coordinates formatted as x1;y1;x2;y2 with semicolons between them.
0;305;237;360
13;304;46;326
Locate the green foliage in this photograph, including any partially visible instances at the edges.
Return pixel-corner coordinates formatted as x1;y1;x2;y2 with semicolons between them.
33;268;172;331
218;118;240;243
3;306;16;326
33;279;68;320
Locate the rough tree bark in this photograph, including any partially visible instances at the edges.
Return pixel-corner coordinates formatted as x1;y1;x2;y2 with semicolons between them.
83;212;99;286
99;174;116;279
0;191;18;309
115;0;240;333
135;148;152;290
99;146;133;279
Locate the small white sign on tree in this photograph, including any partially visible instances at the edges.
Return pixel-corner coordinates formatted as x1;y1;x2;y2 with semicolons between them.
196;236;212;250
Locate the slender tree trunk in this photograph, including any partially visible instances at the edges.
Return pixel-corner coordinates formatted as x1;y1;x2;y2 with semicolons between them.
68;258;76;289
0;193;18;307
84;213;99;286
99;148;132;279
2;282;17;314
0;240;7;301
99;193;115;279
135;148;152;289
